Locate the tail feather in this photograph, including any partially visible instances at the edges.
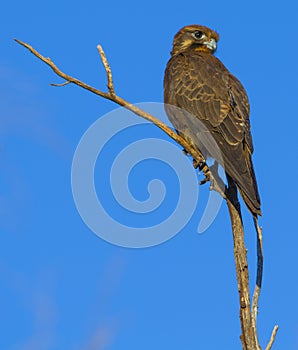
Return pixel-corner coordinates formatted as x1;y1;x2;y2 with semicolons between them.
233;153;261;216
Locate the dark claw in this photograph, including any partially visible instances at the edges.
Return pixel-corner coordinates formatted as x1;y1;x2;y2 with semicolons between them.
193;159;200;169
193;159;206;170
200;177;208;185
199;169;211;186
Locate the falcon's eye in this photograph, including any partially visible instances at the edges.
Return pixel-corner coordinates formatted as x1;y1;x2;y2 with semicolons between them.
192;30;205;40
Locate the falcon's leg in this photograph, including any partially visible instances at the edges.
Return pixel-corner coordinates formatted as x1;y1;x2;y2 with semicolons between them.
199;161;226;197
181;149;205;169
199;161;219;185
209;161;219;178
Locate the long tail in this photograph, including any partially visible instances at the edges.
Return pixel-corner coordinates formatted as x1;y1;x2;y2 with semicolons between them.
236;153;261;216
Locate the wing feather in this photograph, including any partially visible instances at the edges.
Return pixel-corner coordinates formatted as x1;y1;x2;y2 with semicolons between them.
164;51;261;215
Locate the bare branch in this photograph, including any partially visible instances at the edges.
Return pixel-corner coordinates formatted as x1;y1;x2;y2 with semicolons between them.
251;216;264;349
14;38;226;200
51;81;71;87
226;175;258;350
97;44;115;96
265;326;279;350
14;38;111;100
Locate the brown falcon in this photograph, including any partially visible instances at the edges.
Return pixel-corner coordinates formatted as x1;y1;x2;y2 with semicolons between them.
164;25;261;216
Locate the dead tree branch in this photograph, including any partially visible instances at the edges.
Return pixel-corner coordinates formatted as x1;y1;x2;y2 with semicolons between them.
14;38;278;350
265;326;279;350
226;175;256;349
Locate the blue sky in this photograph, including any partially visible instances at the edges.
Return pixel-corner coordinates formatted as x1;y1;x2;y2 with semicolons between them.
1;0;298;349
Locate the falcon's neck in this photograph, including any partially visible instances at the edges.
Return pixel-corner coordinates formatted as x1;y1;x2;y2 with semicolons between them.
171;44;214;56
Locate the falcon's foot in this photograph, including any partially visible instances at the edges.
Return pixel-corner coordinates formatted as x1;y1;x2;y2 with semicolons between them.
199;163;211;185
200;170;211;185
199;162;218;187
193;158;205;170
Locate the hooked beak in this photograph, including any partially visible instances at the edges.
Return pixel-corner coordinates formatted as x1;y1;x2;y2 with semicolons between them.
205;38;217;52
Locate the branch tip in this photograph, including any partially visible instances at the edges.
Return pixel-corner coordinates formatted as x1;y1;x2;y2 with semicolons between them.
265;325;278;350
51;81;71;87
97;44;115;96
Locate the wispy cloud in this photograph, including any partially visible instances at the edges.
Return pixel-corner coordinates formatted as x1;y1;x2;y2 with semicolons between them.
0;264;57;350
0;62;72;230
0;255;130;349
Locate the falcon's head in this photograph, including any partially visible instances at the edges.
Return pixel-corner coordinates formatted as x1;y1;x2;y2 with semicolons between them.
171;25;219;56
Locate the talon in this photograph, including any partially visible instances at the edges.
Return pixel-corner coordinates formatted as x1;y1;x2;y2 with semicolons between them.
200;177;208;185
193;158;200;169
200;169;211;185
193;159;206;170
199;162;208;172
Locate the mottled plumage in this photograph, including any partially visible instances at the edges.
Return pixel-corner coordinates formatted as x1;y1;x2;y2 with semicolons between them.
164;25;261;216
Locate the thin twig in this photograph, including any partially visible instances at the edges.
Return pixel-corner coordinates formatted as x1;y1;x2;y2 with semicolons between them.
265;326;279;350
51;81;71;87
251;216;264;349
14;38;227;200
97;44;115;96
14;39;204;169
